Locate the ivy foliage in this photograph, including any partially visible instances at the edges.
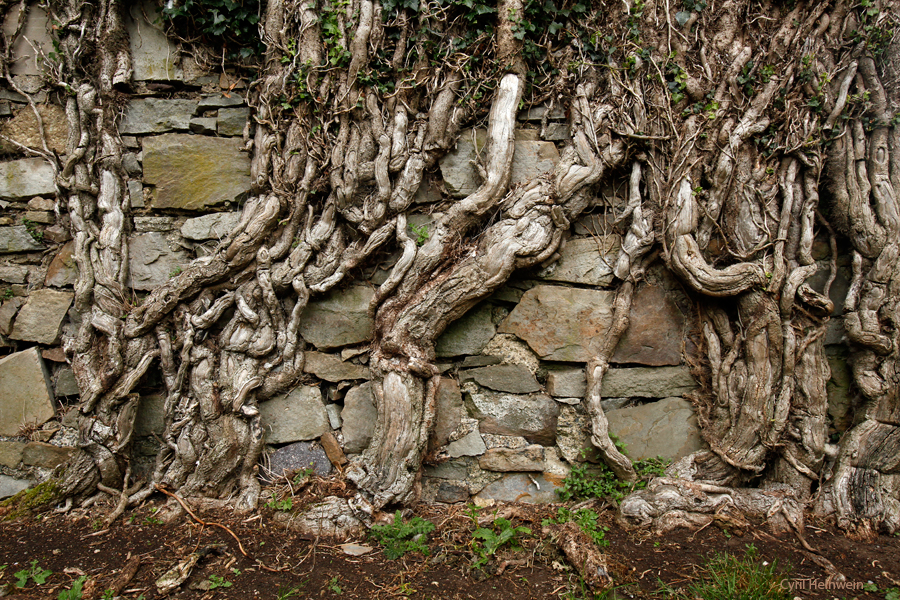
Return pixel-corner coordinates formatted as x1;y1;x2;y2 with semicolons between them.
160;0;263;62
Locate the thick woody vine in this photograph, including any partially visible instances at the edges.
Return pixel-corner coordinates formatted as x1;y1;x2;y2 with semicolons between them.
2;0;898;539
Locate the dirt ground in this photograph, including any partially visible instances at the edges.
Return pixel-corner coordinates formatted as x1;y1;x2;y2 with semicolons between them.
1;494;899;600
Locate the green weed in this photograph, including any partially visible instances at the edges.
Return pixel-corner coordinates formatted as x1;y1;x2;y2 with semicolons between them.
471;517;531;570
57;575;87;600
14;560;52;588
370;511;435;559
207;574;232;590
543;506;609;547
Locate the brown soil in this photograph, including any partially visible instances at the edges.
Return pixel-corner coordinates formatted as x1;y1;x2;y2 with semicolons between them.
1;498;898;600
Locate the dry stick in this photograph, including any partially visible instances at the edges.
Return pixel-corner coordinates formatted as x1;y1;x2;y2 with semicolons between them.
154;484;282;573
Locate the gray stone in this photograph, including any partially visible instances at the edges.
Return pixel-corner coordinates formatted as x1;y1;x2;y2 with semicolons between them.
303;351;370;382
3;5;51;76
446;429;487;458
134;216;178;232
0;347;55;436
127;1;182;81
0;440;25;468
601;366;697;398
199;94;245;108
430;378;466;453
606;397;703;461
482;334;541;373
266;441;332;480
128;179;144;209
325;403;342;429
189;117;218;134
435;302;496;357
127;232;192;291
180;211;242;241
0;265;28;283
121;99;197;134
22;441;73;468
0;158;56;200
460;364;540;394
466;386;559;446
536;236;620;287
478;445;544;472
518;105;566;121
217;107;250;136
341;382;376;454
826;348;854;432
44;241;77;287
555;405;601;464
0;298;22;335
298;285;375;350
9;289;72;343
134;393;166;437
0;104;68;154
433;480;470;503
142;134;251;210
53;367;79;397
474;473;564;504
260;385;330;444
613;285;685;366
499;285;616;362
0;100;10;117
425;459;469;480
0;475;34;500
542;123;571;141
440;129;560;198
27;197;55;210
459;355;502;368
123;152;142;176
23;210;52;224
546;367;586;398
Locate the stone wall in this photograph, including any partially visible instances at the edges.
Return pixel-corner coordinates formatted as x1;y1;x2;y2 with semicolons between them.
0;2;857;503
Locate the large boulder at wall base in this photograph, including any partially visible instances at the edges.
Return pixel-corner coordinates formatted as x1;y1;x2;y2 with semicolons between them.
141;133;251;209
0;347;55;437
264;441;332;482
605;397;704;461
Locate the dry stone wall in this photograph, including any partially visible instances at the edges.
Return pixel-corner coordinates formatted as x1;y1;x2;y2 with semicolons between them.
0;2;856;505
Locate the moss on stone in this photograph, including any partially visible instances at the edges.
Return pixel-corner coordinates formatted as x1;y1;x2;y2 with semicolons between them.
0;479;60;520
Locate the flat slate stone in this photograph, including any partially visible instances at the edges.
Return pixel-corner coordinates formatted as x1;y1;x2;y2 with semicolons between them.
435;302;496;357
0;441;25;468
439;129;560;198
601;366;697;398
0;298;22;335
44;241;78;287
53;367;79;396
265;441;332;481
341;382;376;454
606;397;703;461
446;429;487;458
429;378;466;453
474;472;564;504
613;285;685;366
127;1;183;81
460;364;540;394
546;367;586;398
260;385;330;444
181;211;242;241
536;236;620;287
198;94;245;108
0;347;55;436
298;285;375;350
142;134;251;210
0;264;28;283
0;158;56;200
303;351;370;382
467;387;559;446
0;475;34;500
2;5;51;76
478;445;544;472
217;107;250;136
121;99;197;135
134;393;166;437
0;104;68;154
9;289;73;344
22;441;74;468
127;232;192;291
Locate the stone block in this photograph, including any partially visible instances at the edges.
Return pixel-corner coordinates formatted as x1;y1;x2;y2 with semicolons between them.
189;117;217;134
435;301;496;357
0;158;56;200
429;378;466;453
536;236;620;287
217;107;250;136
439;129;560;198
121;99;197;135
478;445;544;472
613;285;685;366
446;429;486;458
265;441;332;481
606;397;703;461
0;347;55;436
303;351;370;382
22;441;73;469
0;441;26;468
546;367;586;398
298;285;375;350
0;104;68;154
198;94;245;108
555;405;602;464
53;367;79;397
601;366;697;398
474;473;564;504
181;211;242;241
0;475;34;500
23;210;53;224
0;298;22;335
9;289;73;344
44;241;78;287
260;385;330;444
3;4;51;76
0;265;28;283
467;387;559;446
133;216;178;232
142;134;251;210
127;1;183;81
341;382;376;454
134;393;166;437
127;232;192;290
128;180;144;209
459;364;540;394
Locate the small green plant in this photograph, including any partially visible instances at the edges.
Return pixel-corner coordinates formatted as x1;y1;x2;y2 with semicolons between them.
57;576;88;600
885;587;900;600
101;589;116;600
408;223;430;246
168;267;182;278
292;467;314;485
543;506;609;547
14;560;52;588
144;507;162;525
2;288;13;300
208;574;232;590
659;545;791;600
557;456;670;502
370;511;435;559
471;517;531;570
22;218;44;243
327;576;342;595
265;493;293;511
277;586;304;600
